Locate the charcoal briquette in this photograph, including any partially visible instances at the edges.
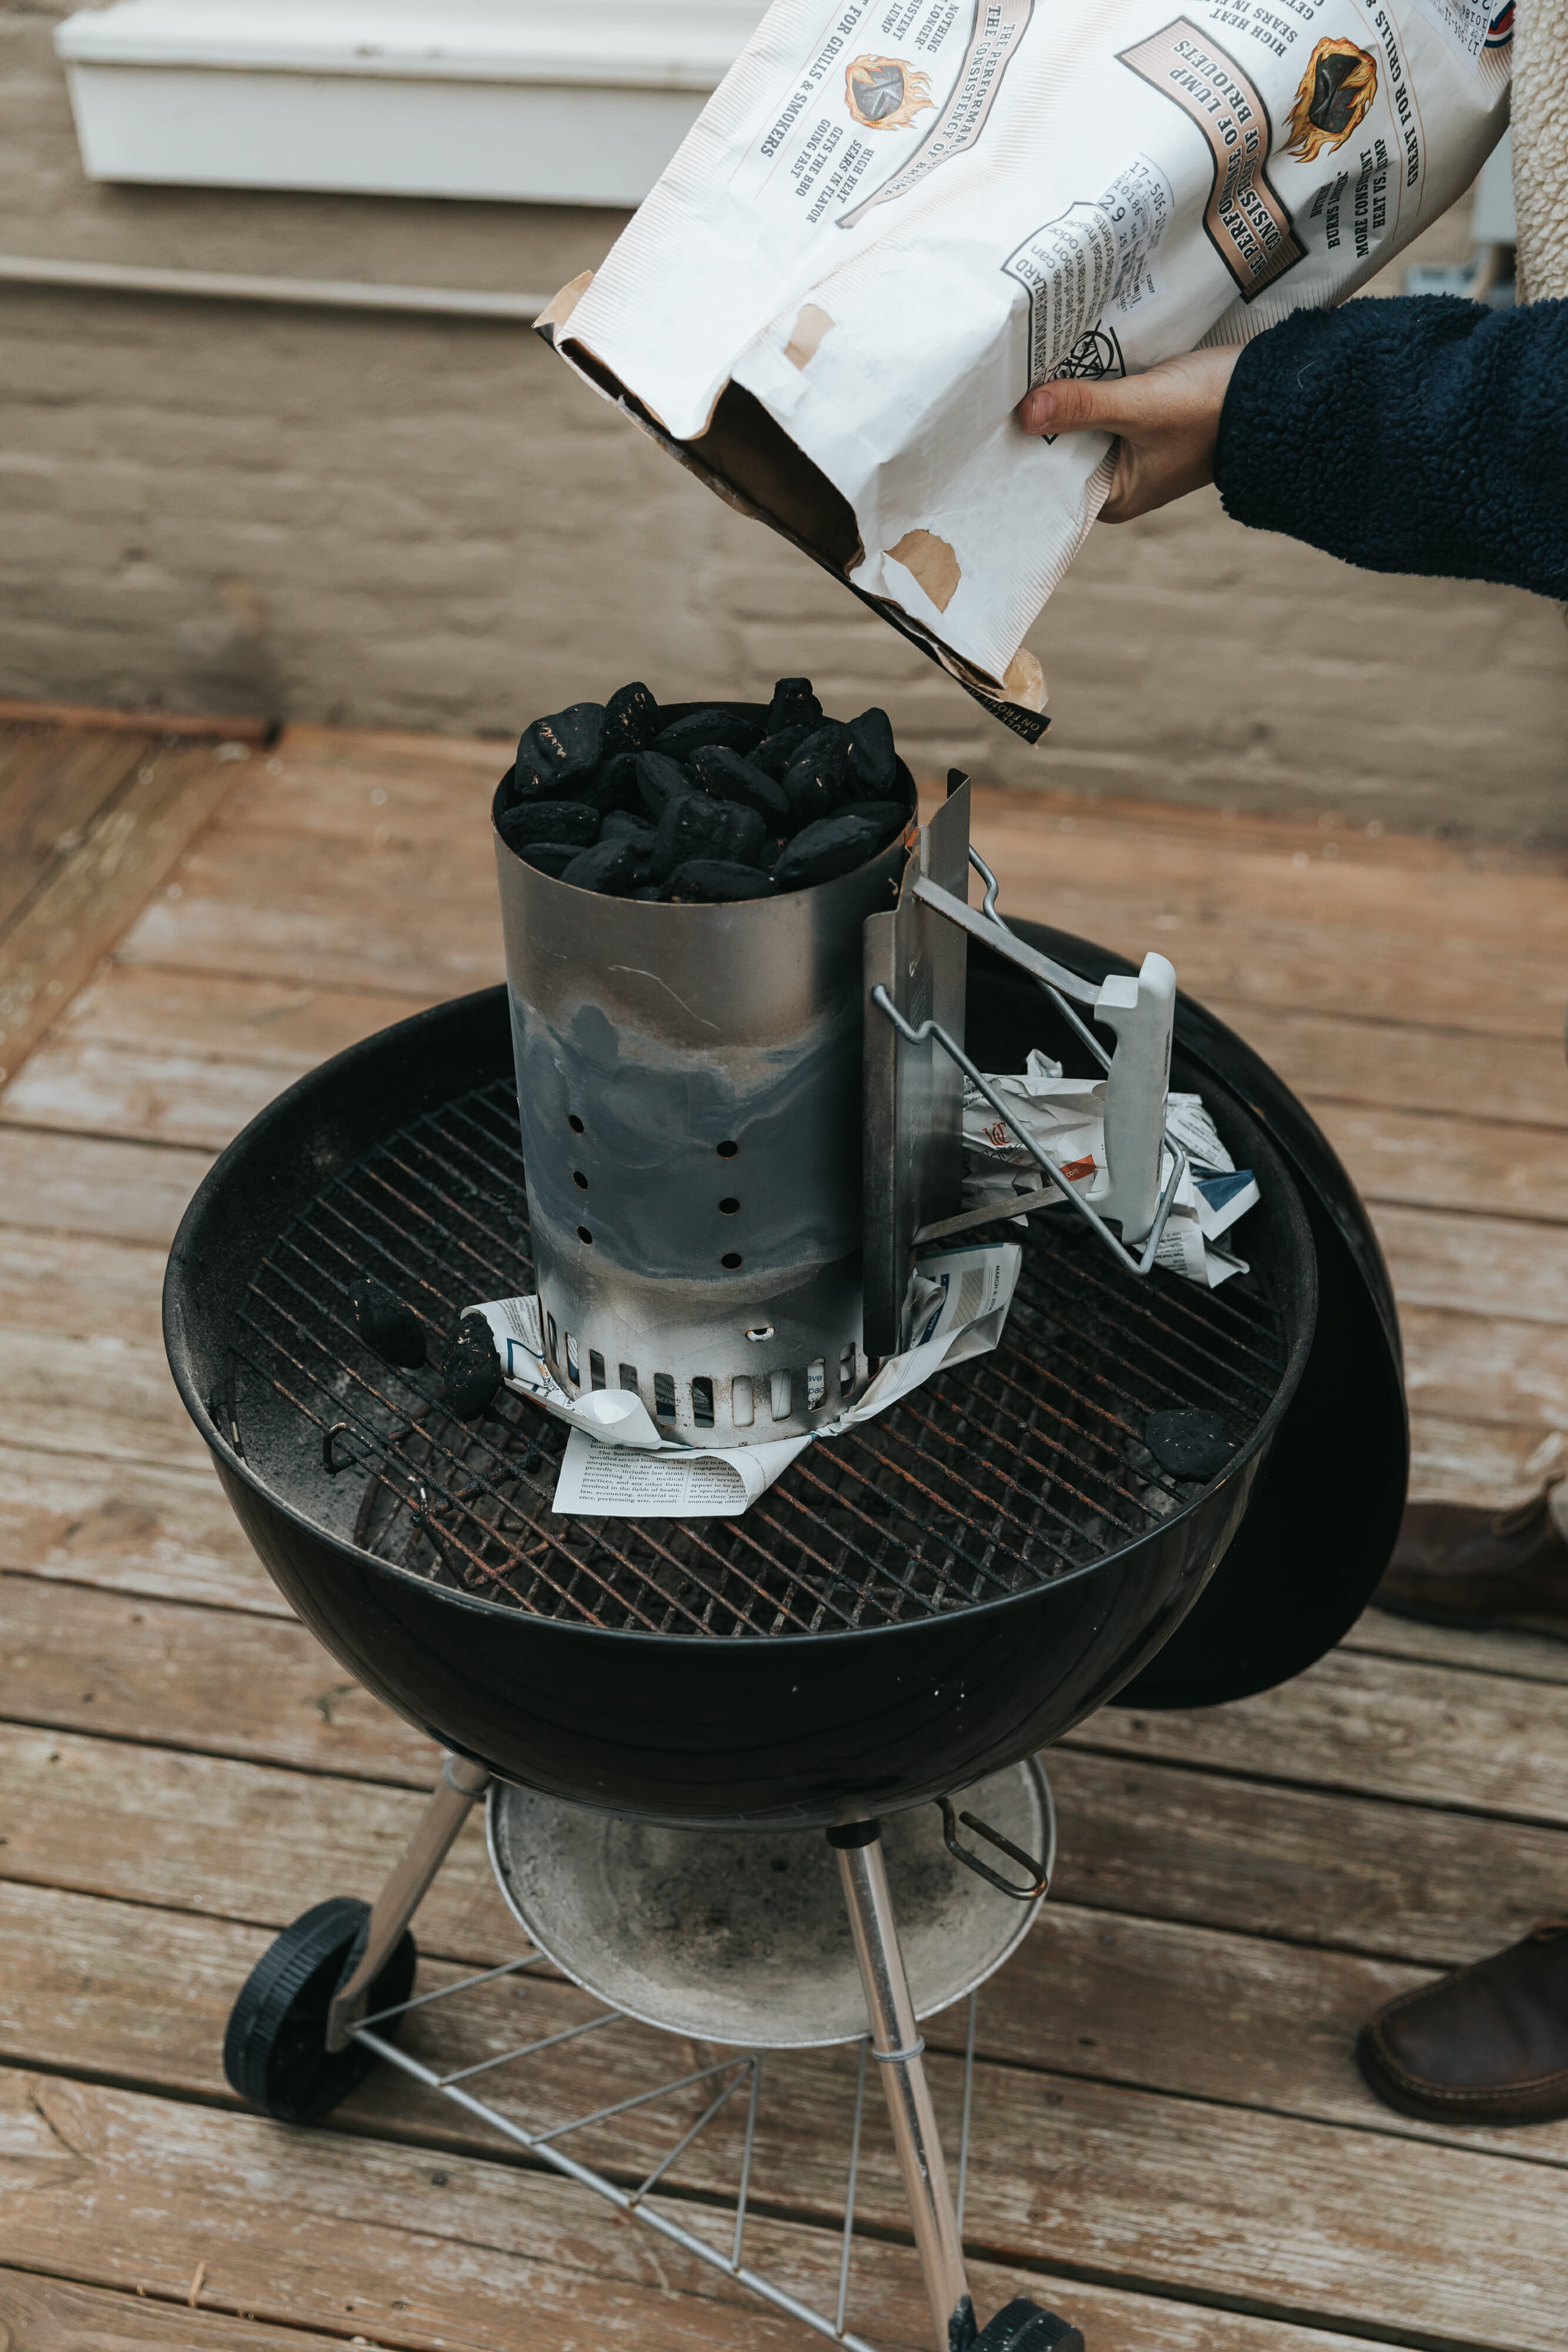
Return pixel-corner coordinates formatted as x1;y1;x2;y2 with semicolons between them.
847;706;898;795
771;813;882;891
560;836;643;896
444;1317;502;1421
1143;1409;1238;1482
767;677;823;733
751;723;814;780
517;840;584;878
494;764;520;815
689;744;790;827
599;809;657;847
511;733;557;800
496;799;599;853
659;859;778;903
653;707;765;760
350;1274;427;1371
782;724;851;828
536;700;606;779
653;790;764;877
603;680;660;755
569;751;643;819
836;799;912;846
636;748;692;821
630;881;664;900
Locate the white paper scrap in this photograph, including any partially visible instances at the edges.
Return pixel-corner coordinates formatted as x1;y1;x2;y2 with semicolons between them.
551;1426;811;1517
962;1063;1258;1287
464;1241;1021;1523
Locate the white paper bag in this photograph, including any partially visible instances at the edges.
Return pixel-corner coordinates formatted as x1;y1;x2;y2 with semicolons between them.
543;0;1509;731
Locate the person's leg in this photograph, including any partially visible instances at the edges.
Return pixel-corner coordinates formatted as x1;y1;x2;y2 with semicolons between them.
1360;1458;1568;2123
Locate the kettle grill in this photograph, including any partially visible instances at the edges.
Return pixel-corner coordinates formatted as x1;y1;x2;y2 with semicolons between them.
163;719;1406;2350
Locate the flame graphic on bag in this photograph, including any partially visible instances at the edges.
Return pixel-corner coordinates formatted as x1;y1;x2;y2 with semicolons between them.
844;54;935;132
1284;36;1378;163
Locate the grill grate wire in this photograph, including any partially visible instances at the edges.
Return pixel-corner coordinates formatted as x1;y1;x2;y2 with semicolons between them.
227;1078;1288;1639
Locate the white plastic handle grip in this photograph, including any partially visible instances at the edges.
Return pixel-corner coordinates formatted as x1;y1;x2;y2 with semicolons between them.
1093;951;1176;1244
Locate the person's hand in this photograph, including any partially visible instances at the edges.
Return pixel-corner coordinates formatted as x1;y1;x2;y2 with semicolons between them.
1017;348;1242;522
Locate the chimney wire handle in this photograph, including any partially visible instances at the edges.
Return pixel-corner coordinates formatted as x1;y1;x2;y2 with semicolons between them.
868;986;1188;1279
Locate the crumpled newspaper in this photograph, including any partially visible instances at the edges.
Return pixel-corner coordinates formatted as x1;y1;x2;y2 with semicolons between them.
466;1240;1019;1519
963;1050;1258;1288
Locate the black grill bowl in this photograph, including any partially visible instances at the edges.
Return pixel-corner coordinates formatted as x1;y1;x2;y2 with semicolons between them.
165;962;1316;1828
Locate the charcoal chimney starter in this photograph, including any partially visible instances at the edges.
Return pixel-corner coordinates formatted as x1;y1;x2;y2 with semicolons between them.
496;823;909;1444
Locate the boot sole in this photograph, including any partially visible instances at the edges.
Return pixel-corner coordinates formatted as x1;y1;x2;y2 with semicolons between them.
1356;2025;1568;2126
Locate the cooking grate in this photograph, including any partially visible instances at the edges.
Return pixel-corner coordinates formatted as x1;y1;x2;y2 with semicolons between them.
226;1077;1287;1639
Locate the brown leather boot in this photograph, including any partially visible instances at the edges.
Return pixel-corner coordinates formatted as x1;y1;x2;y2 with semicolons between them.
1358;1923;1568;2124
1373;1489;1568;1637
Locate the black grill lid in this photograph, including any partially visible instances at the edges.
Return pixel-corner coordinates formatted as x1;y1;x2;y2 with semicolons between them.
976;924;1409;1709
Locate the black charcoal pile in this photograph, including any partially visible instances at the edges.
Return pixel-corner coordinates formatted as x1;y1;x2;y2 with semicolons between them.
493;679;915;901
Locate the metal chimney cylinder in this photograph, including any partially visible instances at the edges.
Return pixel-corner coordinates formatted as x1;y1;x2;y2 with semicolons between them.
496;799;912;1447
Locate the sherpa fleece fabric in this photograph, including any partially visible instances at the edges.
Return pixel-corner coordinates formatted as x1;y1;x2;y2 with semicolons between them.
1213;294;1568;601
1514;0;1568;303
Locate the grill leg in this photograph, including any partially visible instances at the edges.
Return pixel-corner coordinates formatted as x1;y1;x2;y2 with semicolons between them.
326;1751;491;2050
833;1821;970;2352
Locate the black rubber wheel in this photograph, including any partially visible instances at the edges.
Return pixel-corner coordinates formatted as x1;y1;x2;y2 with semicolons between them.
223;1896;417;2123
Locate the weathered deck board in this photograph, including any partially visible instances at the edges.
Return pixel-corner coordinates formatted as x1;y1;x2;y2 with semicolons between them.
0;1445;273;1613
15;1875;1568;2179
0;738;255;1085
3;2063;1563;2352
0;1126;212;1247
0;970;437;1150
10;1574;1568;1841
6;1723;1566;1976
0;2079;1420;2352
0;2274;361;2352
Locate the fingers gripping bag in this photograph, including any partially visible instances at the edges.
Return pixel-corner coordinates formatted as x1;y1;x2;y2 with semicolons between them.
540;0;1509;737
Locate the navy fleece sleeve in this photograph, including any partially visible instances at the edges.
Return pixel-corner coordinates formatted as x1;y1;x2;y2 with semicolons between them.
1212;295;1568;600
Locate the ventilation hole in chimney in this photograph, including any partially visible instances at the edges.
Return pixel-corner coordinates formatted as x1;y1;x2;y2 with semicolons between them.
564;1332;580;1387
692;1376;716;1428
654;1372;677;1421
839;1342;857;1394
589;1349;606;1391
546;1312;559;1365
731;1375;754;1427
573;1170;589;1190
719;1197;740;1214
721;1252;743;1269
770;1369;792;1421
618;1363;639;1396
568;1114;584;1133
806;1357;827;1409
577;1225;593;1245
717;1140;739;1158
745;1324;774;1342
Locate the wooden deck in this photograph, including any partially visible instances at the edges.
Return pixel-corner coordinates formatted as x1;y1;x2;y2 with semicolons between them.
2;709;1566;2351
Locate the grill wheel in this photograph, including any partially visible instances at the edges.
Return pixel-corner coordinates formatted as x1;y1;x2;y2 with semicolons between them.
222;1897;416;2123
